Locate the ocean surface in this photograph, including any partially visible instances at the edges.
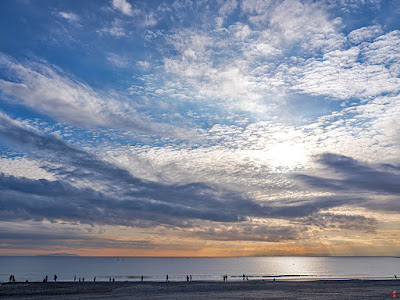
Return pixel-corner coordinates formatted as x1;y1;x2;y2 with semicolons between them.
1;256;399;283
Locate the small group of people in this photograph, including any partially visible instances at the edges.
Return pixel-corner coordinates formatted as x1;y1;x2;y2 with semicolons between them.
9;275;15;283
73;276;85;282
186;275;192;282
242;274;248;281
42;275;57;282
223;275;228;282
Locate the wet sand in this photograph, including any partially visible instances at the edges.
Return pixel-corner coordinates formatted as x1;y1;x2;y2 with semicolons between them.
1;280;399;299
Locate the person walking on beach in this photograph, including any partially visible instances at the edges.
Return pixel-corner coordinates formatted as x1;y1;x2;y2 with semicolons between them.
166;274;169;282
187;275;189;282
141;275;144;282
9;275;12;283
54;274;57;282
243;274;245;281
82;277;85;282
45;275;48;283
94;276;96;282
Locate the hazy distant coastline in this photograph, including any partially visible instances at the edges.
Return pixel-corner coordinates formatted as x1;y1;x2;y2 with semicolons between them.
35;253;79;257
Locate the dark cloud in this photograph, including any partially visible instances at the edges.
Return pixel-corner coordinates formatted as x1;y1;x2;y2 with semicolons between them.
190;224;306;242
0;229;155;250
297;213;378;233
296;153;400;195
0;113;377;229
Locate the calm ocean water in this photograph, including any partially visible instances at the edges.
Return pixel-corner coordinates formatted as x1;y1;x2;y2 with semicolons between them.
1;256;399;283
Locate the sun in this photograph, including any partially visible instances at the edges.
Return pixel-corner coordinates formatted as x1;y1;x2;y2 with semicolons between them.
265;143;308;171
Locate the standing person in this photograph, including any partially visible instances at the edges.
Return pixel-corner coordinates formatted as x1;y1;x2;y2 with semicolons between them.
94;276;96;282
74;275;76;282
141;275;144;282
243;274;245;281
82;277;85;282
45;275;48;283
9;275;12;283
187;275;189;282
166;274;168;282
54;274;57;282
12;275;15;283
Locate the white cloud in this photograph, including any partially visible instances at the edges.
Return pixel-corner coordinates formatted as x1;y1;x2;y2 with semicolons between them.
0;53;188;137
58;11;79;22
112;0;134;16
218;0;238;16
347;25;383;44
98;19;128;38
106;53;129;68
0;157;56;181
289;32;400;99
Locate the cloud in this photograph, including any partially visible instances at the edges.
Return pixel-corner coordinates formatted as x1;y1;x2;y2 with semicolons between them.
190;223;306;242
0;53;189;138
347;25;383;44
0;225;155;250
112;0;134;16
106;53;129;68
58;11;79;22
97;19;128;37
298;213;378;233
0;113;367;227
297;153;400;195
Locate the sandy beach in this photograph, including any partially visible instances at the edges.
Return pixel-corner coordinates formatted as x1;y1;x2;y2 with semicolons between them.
1;280;399;299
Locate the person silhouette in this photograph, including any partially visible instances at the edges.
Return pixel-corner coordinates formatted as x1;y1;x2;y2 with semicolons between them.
94;276;96;282
82;277;85;282
45;275;48;283
141;275;144;282
166;275;169;282
54;274;57;282
74;275;76;282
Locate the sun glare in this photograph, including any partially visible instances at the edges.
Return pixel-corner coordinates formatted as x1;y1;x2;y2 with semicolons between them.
266;143;308;171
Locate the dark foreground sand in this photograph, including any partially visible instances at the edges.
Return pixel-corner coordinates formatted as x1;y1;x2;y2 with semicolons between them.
1;280;399;299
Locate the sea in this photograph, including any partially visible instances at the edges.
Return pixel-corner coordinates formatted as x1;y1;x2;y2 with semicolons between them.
1;256;399;283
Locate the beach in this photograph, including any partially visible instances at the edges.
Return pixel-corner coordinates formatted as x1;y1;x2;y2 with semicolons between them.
1;280;399;299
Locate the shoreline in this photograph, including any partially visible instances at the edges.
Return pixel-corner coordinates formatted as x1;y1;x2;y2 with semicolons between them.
1;279;399;299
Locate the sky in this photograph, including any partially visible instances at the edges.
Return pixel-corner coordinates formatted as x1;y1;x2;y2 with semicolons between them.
0;0;399;257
